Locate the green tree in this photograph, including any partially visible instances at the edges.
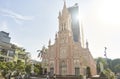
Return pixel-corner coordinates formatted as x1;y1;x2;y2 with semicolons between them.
96;57;107;74
34;64;42;75
100;68;115;79
0;62;11;77
112;59;120;72
96;58;120;74
25;64;31;74
6;62;15;72
15;60;25;73
114;64;120;73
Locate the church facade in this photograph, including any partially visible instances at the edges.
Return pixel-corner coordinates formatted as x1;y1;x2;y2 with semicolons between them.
41;2;96;76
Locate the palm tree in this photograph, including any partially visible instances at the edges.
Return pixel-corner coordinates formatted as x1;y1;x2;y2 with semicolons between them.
37;46;46;60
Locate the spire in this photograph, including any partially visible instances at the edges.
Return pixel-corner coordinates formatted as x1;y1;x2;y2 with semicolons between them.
58;0;72;35
62;0;68;14
63;0;66;9
58;11;61;19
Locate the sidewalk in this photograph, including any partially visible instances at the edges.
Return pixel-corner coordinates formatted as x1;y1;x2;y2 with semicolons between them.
30;76;47;79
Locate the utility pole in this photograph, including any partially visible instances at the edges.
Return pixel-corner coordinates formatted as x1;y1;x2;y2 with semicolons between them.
104;47;107;59
104;47;108;68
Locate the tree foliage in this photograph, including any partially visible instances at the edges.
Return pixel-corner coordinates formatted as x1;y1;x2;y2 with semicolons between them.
96;57;107;74
0;60;42;77
114;64;120;73
34;64;42;75
96;58;120;73
100;68;116;79
25;64;31;74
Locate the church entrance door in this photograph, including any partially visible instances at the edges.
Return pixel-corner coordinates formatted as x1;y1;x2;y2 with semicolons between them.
50;67;54;76
59;60;67;75
75;67;80;76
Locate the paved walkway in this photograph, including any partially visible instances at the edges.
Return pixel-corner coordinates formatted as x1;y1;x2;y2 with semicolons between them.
30;77;46;79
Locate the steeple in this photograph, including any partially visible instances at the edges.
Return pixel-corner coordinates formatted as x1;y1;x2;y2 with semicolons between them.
63;0;66;9
58;1;72;33
62;0;69;15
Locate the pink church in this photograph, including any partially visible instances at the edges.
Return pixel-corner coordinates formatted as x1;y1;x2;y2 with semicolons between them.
41;2;96;77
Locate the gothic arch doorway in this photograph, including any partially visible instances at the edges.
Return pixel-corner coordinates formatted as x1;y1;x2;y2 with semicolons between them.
86;66;91;78
50;67;54;76
50;62;54;76
59;60;67;75
75;67;80;76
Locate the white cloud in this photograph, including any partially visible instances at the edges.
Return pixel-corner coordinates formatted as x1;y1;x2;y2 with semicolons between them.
0;8;34;24
0;21;9;32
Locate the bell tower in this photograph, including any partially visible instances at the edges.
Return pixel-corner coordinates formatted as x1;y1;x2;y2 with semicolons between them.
58;1;72;35
57;2;73;75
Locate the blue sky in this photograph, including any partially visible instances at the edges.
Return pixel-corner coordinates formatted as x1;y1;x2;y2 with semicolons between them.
0;0;120;61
